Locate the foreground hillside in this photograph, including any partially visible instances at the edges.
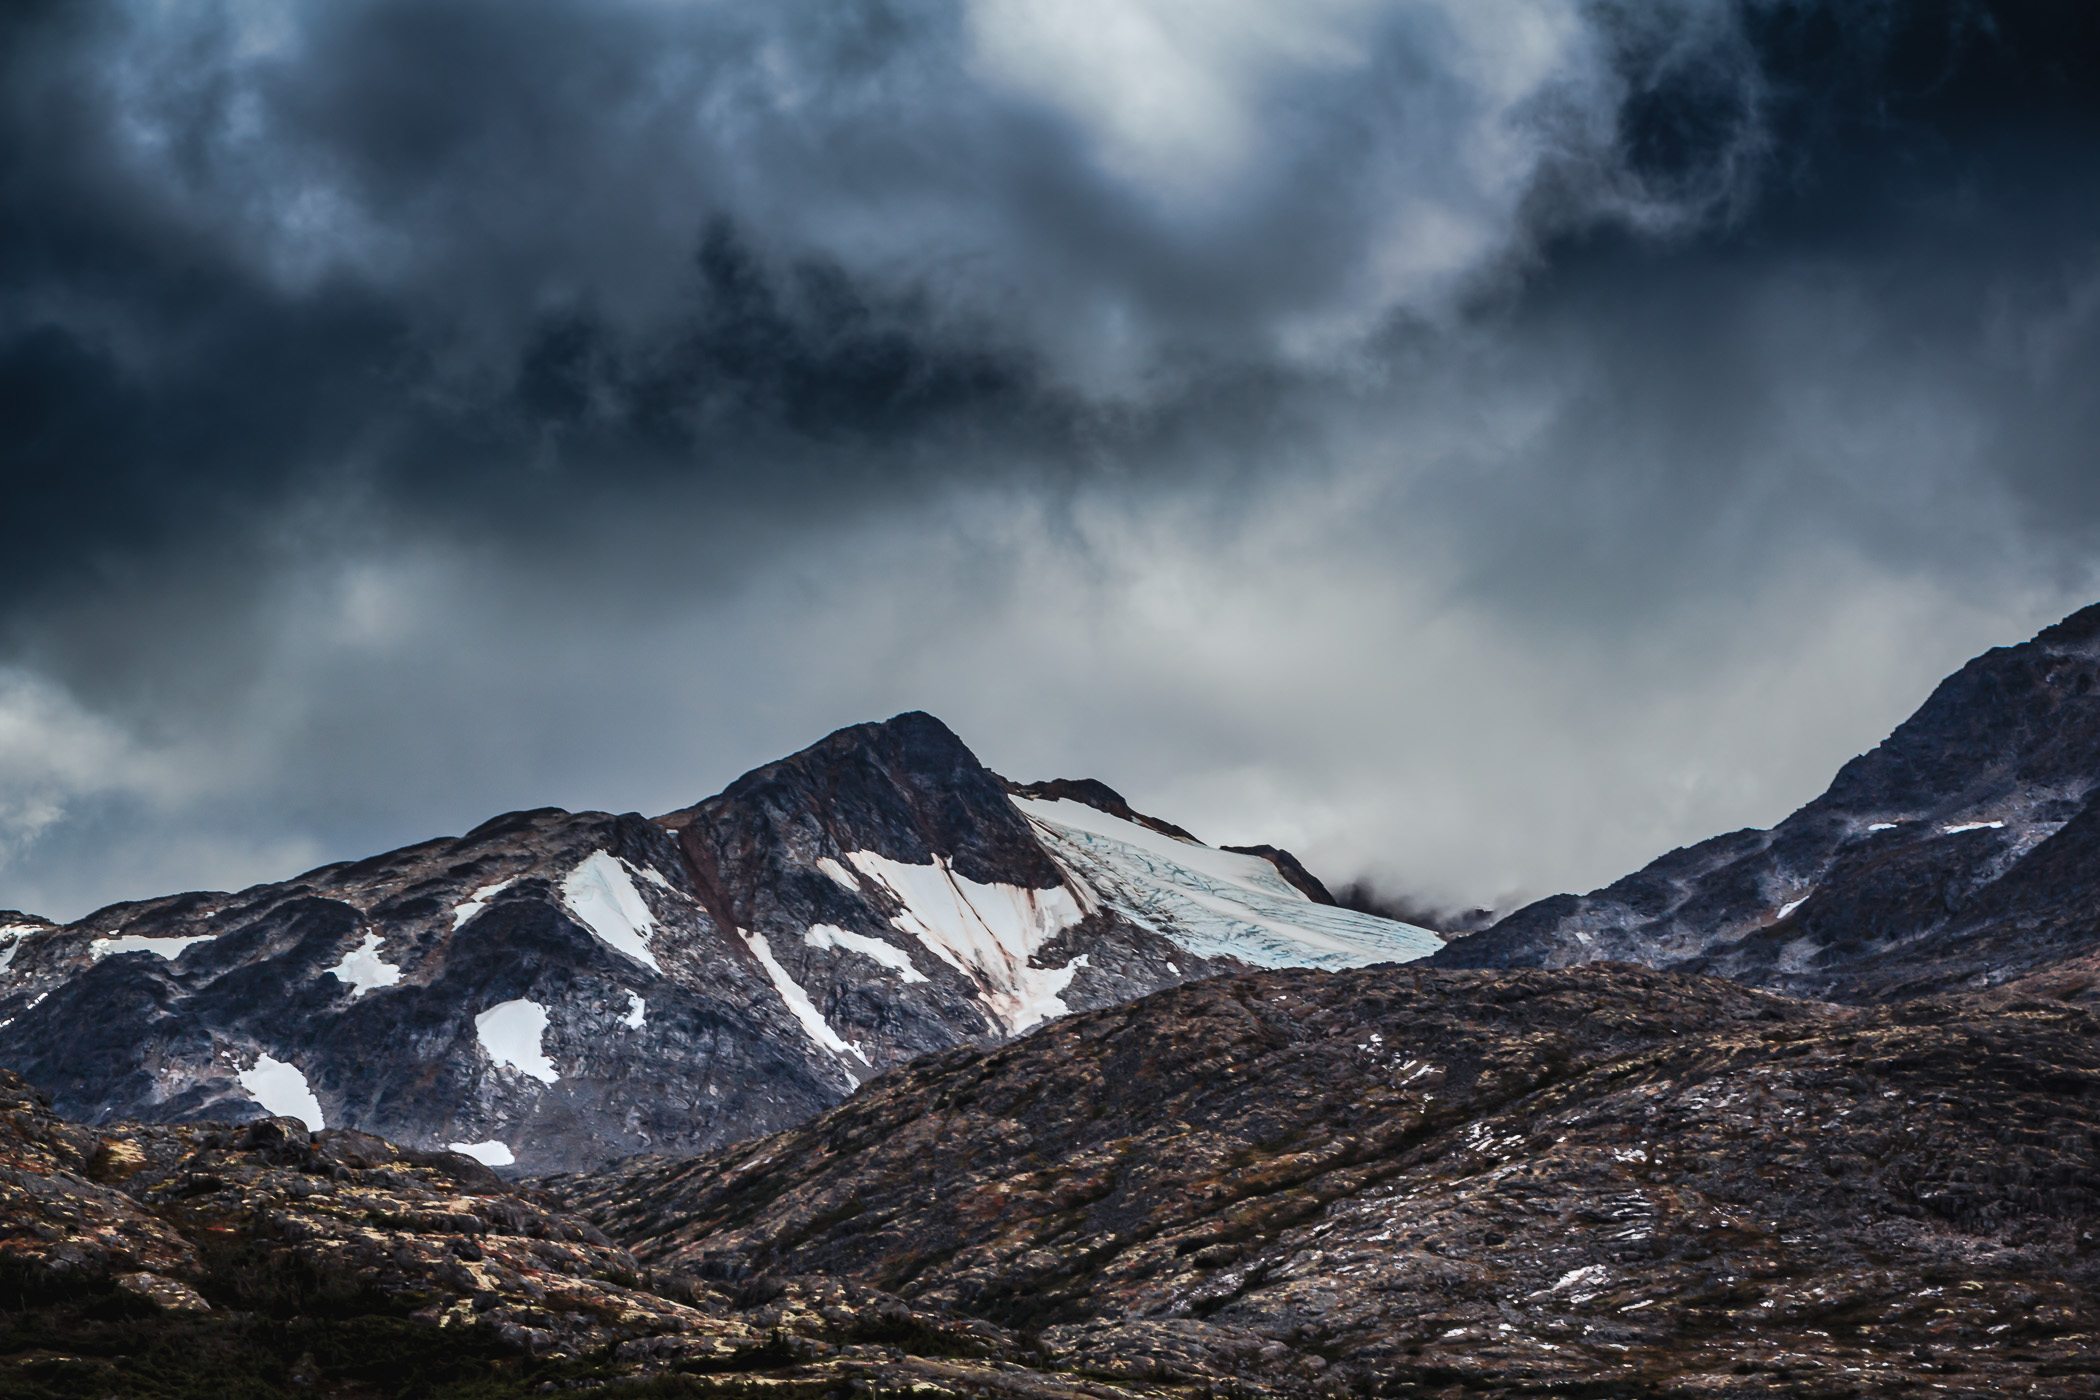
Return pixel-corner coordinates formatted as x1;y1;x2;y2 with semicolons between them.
564;963;2100;1395
9;962;2096;1396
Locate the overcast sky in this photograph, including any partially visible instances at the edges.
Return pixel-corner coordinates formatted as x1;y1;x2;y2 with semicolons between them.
4;0;2099;922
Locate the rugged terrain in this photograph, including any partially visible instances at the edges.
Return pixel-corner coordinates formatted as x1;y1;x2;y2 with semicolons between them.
567;963;2100;1398
10;962;2098;1397
0;712;1435;1175
1438;602;2100;1002
0;1064;1127;1399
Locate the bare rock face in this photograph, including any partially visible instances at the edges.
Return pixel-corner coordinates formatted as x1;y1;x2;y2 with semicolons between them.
0;712;1435;1175
565;964;2100;1398
1438;601;2100;1001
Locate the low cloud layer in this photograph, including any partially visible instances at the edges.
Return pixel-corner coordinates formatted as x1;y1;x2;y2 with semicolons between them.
2;1;2098;919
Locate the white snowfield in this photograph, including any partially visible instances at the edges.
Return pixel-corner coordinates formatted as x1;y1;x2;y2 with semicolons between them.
845;850;1092;1034
1012;797;1442;969
451;877;517;929
237;1053;324;1130
805;922;928;983
0;923;36;976
743;929;873;1071
766;798;1440;1068
323;932;402;996
90;932;221;962
475;998;560;1084
447;1139;516;1167
561;852;663;971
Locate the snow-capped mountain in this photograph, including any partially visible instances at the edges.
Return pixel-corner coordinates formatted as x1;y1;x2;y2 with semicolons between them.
0;712;1435;1173
1436;601;2100;1002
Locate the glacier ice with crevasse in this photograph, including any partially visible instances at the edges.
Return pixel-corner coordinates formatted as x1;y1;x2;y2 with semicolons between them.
237;1053;324;1130
323;932;402;996
475;999;560;1084
561;852;663;971
1012;797;1441;970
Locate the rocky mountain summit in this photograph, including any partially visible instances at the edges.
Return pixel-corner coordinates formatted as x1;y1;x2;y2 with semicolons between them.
1437;601;2100;1002
10;964;2097;1397
0;712;1437;1176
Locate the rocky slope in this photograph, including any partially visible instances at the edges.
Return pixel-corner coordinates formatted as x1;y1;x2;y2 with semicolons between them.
13;963;2098;1397
564;962;2100;1397
0;712;1436;1175
0;1066;1127;1399
1437;601;2100;1001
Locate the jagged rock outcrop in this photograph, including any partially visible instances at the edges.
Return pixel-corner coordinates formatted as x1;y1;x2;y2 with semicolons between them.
0;713;1435;1175
1437;601;2100;1001
566;964;2100;1398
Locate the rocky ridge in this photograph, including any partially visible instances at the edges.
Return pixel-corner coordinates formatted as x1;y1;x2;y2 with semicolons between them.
1437;601;2100;1001
565;963;2100;1398
0;713;1436;1176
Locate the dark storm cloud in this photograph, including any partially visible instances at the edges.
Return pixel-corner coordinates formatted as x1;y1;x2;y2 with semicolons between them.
0;0;1719;584
3;0;2100;918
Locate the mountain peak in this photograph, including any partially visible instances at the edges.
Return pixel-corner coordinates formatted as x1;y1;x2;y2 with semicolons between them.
1437;595;2100;1001
0;712;1437;1174
662;709;1061;891
2036;599;2100;653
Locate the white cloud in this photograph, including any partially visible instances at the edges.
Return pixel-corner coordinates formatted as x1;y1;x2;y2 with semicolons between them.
965;0;1385;191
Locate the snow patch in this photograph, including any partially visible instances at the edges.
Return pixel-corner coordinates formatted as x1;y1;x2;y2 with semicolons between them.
1776;895;1809;920
475;999;559;1084
844;850;1091;1032
622;991;647;1028
815;857;862;892
1942;820;2006;834
561;851;662;971
1866;822;1898;832
0;923;34;976
237;1054;323;1130
323;933;401;997
1013;798;1441;971
452;878;517;929
447;1140;515;1167
91;933;219;961
1534;1264;1607;1299
804;923;928;982
743;930;872;1068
